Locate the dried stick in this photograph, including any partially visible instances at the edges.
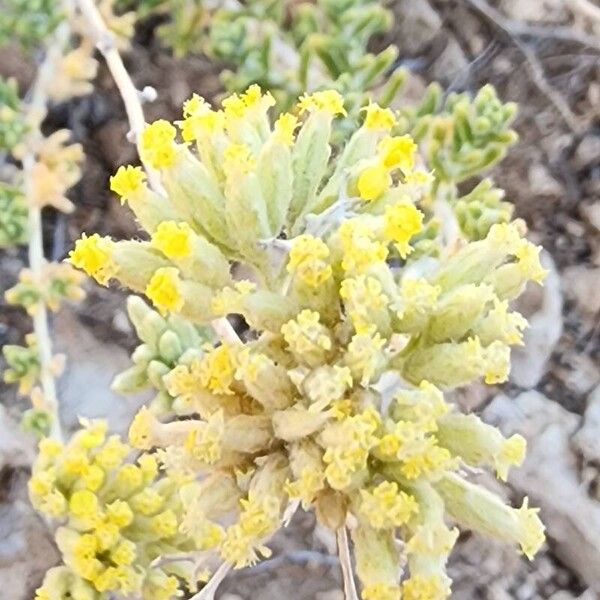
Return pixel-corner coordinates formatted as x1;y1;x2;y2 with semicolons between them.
21;17;73;442
572;0;600;24
75;0;241;346
462;0;583;134
337;527;359;600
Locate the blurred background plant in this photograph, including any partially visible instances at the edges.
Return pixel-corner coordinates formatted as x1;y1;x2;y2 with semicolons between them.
0;0;98;439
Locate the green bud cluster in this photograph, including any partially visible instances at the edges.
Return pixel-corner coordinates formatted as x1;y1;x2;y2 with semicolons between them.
30;420;202;600
5;263;86;314
452;178;514;240
21;406;53;438
112;295;215;413
0;0;64;49
0;77;27;152
3;334;41;397
398;83;518;184
0;182;28;247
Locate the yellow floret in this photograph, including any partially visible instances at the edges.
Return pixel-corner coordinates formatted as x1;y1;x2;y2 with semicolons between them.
145;267;184;315
38;438;63;459
128;406;154;449
379;135;417;172
514;240;547;283
184;413;224;464
95;522;120;551
29;471;54;499
151;509;179;538
140;120;177;169
241;84;275;110
357;163;391;201
76;418;108;449
137;453;159;480
363;103;396;131
197;344;236;395
179;94;224;140
495;434;526;481
222;92;248;119
340;275;389;333
287;234;333;287
151;221;193;259
281;309;332;365
113;464;144;496
110;540;137;566
109;165;146;202
383;201;424;258
130;489;164;515
344;326;386;385
297;90;347;116
274;112;299;146
359;481;418;529
285;468;325;508
106;499;134;528
94;435;130;470
338;219;389;273
69;490;99;521
516;498;546;559
68;233;117;285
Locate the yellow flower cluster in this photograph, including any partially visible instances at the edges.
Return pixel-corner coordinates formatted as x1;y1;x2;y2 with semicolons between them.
30;419;202;600
63;88;547;599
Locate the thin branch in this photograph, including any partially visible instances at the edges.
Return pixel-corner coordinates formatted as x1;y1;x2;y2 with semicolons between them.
462;0;584;134
454;0;600;52
188;561;232;600
21;17;73;443
74;0;163;193
75;0;242;346
337;527;359;600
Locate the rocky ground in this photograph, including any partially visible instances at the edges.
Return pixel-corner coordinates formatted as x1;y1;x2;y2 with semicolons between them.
1;0;600;598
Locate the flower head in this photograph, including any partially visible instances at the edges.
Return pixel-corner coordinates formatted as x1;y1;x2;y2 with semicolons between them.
141;120;177;169
151;221;193;259
145;267;184;314
68;234;116;285
110;165;146;202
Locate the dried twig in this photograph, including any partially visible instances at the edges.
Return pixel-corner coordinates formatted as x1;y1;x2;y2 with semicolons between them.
462;0;584;134
337;527;359;600
572;0;600;24
451;0;600;51
74;0;242;346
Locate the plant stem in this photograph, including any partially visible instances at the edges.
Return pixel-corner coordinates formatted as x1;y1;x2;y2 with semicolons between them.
21;17;73;442
74;0;163;193
337;527;359;600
